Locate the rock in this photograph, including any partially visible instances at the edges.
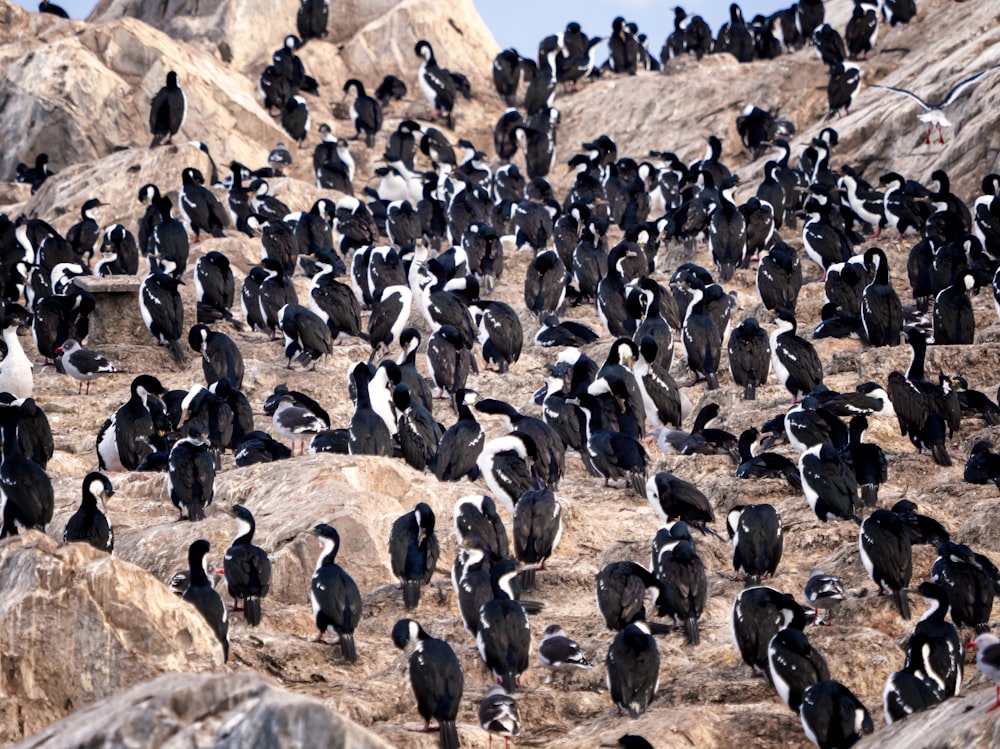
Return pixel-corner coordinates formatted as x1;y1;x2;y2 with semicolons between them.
0;531;223;743
0;11;283;184
855;685;1000;749
10;671;391;748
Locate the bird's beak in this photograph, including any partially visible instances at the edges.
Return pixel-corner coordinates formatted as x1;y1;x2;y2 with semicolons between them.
55;347;63;354
966;641;977;649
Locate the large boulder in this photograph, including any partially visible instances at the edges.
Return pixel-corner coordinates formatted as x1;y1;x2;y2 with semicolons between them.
11;671;391;748
0;531;224;744
0;11;284;182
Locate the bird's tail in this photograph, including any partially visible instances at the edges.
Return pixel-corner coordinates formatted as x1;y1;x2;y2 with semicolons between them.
365;132;376;149
744;382;756;401
861;483;878;508
402;579;421;610
519;566;536;592
706;372;719;390
745;573;762;588
930;443;952;467
168;339;187;366
893;588;911;620
684;616;700;646
629;470;647;498
339;633;358;664
188;502;206;521
439;720;460;749
645;621;673;635
244;595;262;626
150;133;165;148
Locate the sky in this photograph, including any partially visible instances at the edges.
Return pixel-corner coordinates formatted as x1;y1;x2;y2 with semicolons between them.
15;0;794;53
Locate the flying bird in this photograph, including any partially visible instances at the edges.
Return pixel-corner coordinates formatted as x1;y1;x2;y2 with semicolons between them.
873;66;1000;145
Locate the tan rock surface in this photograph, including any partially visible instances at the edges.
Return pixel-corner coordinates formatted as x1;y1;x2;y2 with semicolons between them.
10;671;392;749
0;531;223;743
2;0;1000;747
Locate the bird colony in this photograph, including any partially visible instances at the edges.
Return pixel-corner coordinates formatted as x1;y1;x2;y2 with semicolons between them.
3;0;1000;747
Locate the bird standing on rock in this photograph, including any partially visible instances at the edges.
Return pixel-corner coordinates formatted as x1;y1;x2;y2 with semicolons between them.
168;424;215;521
392;618;464;749
182;539;229;662
968;633;1000;712
390;502;440;610
63;472;114;553
149;71;186;147
311;524;363;663
223;504;272;626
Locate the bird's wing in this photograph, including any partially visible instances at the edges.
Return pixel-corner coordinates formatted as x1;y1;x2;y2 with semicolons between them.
938;65;1000;107
871;84;932;111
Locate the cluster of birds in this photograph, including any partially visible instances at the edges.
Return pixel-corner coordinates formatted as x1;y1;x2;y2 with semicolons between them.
5;0;1000;747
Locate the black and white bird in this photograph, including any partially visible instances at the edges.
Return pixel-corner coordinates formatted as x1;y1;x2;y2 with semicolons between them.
310;524;363;664
140;261;186;364
168;424;215;521
968;633;1000;712
222;504;272;626
512;488;562;592
680;281;722;390
873;66;1000;145
576;393;648;496
296;0;328;40
96;374;165;472
931;541;999;633
415;40;457;129
390;502;440;610
368;285;412;363
652;534;707;645
62;472;114;553
886;327;961;466
194;251;238;326
882;669;945;724
799;680;873;749
188;324;244;390
279;303;332;370
804;568;846;625
149;71;186;147
728;317;770;400
391;619;464;749
606;621;660;718
343;79;383;148
731;586;811;676
771;308;823;401
56;339;115;395
0;313;34;399
860;246;902;347
272;394;325;455
179;167;228;241
708;176;747;281
841;415;887;507
726;504;783;587
476;433;536;515
431;389;485;481
799;443;860;523
859;508;913;619
904;582;963;699
768;628;830;713
595;561;664;632
646;471;718;537
932;270;976;345
281;95;310;148
537;624;593;682
394;384;442;472
477;559;532;693
454;495;509;560
181;539;229;662
478;685;520;749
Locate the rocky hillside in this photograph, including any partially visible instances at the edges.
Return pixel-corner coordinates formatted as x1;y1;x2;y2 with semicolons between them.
1;0;1000;747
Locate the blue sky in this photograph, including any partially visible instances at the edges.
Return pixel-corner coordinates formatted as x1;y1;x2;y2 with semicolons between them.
474;0;793;57
15;0;793;53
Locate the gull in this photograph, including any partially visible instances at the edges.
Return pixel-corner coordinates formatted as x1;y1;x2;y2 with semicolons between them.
873;65;1000;145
